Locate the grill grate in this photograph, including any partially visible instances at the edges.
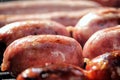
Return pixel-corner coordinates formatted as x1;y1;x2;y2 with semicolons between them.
0;69;16;79
0;57;15;79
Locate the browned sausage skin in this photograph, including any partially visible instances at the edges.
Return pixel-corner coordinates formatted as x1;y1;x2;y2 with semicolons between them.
73;8;120;47
1;35;83;76
0;0;101;15
0;20;69;46
16;64;87;80
0;20;69;64
83;25;120;59
92;0;120;7
0;8;104;27
0;0;102;27
85;51;120;80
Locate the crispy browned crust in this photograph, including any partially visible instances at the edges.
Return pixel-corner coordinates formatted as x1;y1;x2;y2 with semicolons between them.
1;35;83;76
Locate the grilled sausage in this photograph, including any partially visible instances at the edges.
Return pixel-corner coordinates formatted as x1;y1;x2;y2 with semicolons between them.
16;64;87;80
1;35;83;76
0;0;101;15
92;0;120;7
0;20;69;64
0;20;69;46
0;8;105;27
73;8;120;47
83;25;120;59
85;51;120;80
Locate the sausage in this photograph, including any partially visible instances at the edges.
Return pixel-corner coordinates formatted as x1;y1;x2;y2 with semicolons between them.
0;0;101;15
0;11;86;27
1;35;83;76
73;8;120;47
85;51;120;80
0;8;104;27
83;25;120;59
16;51;120;80
0;20;69;64
16;64;87;80
92;0;120;7
0;20;69;46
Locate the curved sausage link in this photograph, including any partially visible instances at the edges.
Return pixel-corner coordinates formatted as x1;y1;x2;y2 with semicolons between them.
0;0;101;15
0;20;69;64
17;64;87;80
73;8;120;47
86;51;120;80
83;25;120;59
1;35;83;76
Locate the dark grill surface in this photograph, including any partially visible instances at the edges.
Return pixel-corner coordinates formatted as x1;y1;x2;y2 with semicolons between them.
0;71;16;80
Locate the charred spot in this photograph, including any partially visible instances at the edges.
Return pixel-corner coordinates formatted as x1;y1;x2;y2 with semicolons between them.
25;77;37;80
33;27;40;35
106;53;120;68
109;57;120;67
40;71;50;79
55;39;60;43
35;27;40;29
99;22;105;27
55;32;58;35
115;0;120;7
98;20;106;27
83;62;87;69
33;32;37;35
118;18;120;24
